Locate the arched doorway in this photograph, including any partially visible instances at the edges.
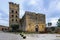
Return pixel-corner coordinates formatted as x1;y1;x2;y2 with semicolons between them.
2;28;4;31
35;25;39;32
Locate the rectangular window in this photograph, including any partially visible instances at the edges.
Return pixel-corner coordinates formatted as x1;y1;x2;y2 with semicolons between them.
16;19;18;23
12;15;14;17
12;19;14;21
16;15;18;17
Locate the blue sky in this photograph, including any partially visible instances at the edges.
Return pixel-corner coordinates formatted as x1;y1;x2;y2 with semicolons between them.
0;0;60;26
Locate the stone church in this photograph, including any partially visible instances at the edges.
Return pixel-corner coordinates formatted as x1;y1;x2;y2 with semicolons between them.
9;2;46;32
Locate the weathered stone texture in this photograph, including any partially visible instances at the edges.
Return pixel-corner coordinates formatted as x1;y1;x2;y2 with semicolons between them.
21;11;46;32
9;2;19;27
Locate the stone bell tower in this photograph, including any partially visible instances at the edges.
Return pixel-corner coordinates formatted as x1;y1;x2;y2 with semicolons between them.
9;2;19;27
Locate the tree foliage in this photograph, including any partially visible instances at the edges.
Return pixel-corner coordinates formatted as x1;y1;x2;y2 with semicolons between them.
11;24;19;31
48;22;52;26
57;18;60;27
51;27;55;31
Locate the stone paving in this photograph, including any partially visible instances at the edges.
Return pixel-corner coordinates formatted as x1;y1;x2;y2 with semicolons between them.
0;31;60;40
0;31;19;40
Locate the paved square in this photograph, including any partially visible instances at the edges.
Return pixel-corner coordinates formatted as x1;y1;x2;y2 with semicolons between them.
0;31;60;40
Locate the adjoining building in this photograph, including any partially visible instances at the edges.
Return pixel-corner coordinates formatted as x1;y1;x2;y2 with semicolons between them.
0;25;10;31
20;11;46;32
45;26;60;33
9;2;46;32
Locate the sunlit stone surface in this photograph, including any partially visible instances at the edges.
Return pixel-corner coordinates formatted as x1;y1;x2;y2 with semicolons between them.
0;31;60;40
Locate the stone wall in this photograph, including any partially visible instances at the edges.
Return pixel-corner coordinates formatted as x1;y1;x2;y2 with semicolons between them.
9;2;19;27
21;11;46;32
0;25;10;31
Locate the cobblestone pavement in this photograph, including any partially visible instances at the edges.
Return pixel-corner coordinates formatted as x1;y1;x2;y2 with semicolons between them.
0;31;60;40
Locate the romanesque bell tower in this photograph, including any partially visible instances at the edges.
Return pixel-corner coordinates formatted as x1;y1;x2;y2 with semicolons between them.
9;2;19;27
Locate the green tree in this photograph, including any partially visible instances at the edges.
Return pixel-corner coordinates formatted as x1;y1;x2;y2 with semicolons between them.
48;22;52;26
11;24;19;32
51;27;55;31
57;18;60;27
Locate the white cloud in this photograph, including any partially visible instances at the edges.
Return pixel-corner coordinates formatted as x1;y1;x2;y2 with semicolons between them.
28;0;37;5
19;0;25;18
45;0;60;26
25;0;44;13
50;18;58;26
47;0;60;13
0;13;2;19
0;0;60;26
46;17;59;26
56;2;60;11
20;9;25;18
0;20;9;26
0;13;1;15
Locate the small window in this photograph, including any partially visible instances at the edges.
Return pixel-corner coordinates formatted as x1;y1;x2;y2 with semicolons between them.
11;10;14;13
16;19;18;22
12;19;14;21
2;28;4;31
16;15;18;17
16;19;17;21
36;17;37;19
16;11;17;13
36;14;38;15
12;15;14;17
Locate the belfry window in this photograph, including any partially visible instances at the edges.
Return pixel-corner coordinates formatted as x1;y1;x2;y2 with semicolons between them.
16;15;18;17
16;19;17;21
11;10;14;13
16;11;17;13
12;15;14;17
12;19;14;21
16;19;18;22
